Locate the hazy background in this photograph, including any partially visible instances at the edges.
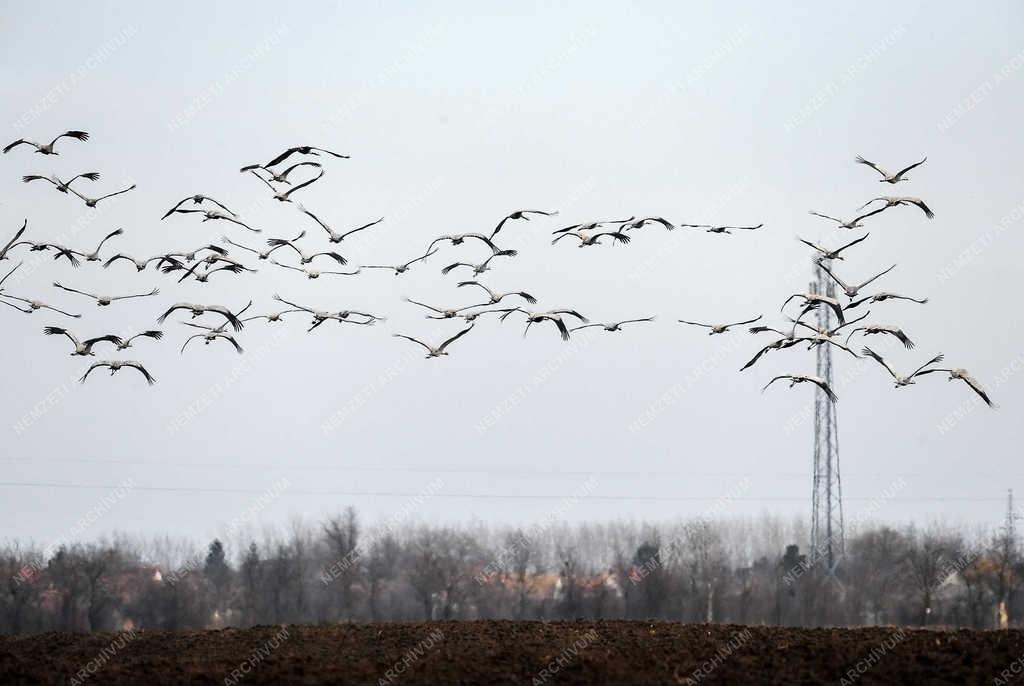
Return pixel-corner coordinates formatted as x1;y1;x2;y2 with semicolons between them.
0;0;1021;550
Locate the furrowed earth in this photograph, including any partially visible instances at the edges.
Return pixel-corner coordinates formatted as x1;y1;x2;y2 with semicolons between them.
2;621;1022;684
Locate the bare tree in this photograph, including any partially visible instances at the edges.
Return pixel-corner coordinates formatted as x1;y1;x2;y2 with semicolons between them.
503;529;540;619
683;520;726;623
322;507;362;620
239;542;263;626
366;533;401;621
845;527;910;624
905;526;960;626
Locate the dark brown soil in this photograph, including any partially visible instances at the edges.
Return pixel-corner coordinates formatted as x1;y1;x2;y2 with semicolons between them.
2;621;1023;685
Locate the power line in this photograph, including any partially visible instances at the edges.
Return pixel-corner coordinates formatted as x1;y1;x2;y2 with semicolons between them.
0;457;1013;480
0;481;1008;502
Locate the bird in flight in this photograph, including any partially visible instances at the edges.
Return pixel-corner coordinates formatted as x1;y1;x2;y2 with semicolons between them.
552;217;634;235
221;234;295;261
844;324;915;350
3;130;89;155
67;183;136;208
787;310;869;358
181;330;244;355
456;281;537;305
404;297;480;320
855;155;927;184
80;360;156;385
818;262;897;299
857;196;935;219
22;172;100;194
258;146;350;168
861;347;945;387
165;258;255;284
266;233;348;265
623;217;675;231
168;209;260;232
807;209;885;230
240;160;322;184
429;232;517;256
250;167;324;203
441;251;514;276
392;324;475;358
157;303;246;331
361;248;437;276
160;195;237;220
679;222;763;234
43;327;123;356
915;367;995;408
797;233;870;262
241;310;305;325
271;294;375;332
572;317;656;333
0;292;80;318
499;308;588;341
270;260;360;280
104;252;185;273
552;229;631;247
24;241;88;268
490;209;559;239
298;205;383;244
845;291;928;310
53;282;159;306
781;293;846;326
678;315;762;335
116;330;164;351
763;374;838;403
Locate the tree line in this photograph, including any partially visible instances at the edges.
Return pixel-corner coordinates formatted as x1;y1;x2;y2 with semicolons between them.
1;508;1019;633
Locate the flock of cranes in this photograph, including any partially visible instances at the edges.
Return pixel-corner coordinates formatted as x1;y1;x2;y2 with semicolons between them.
746;155;992;409
0;128;994;410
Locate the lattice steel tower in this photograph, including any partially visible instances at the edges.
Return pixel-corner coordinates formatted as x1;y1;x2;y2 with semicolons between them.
810;258;845;574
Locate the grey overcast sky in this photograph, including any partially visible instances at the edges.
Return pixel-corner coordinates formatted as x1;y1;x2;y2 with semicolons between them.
0;1;1022;551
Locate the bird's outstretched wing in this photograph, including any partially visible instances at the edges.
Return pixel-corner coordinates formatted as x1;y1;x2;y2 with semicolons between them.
392;334;433;353
861;347;899;380
50;130;89;147
124;361;157;385
895;157;927;179
854;155;889;178
439;324;475;352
